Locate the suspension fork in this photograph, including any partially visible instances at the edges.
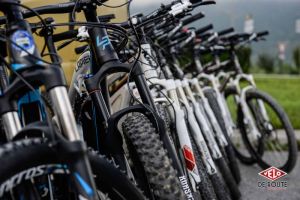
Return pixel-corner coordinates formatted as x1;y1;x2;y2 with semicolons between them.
132;70;157;111
232;74;265;139
167;84;201;192
175;80;218;177
0;63;17;140
1;112;22;140
239;86;262;140
246;76;269;122
49;86;99;200
201;74;235;137
0;63;9;93
190;78;228;147
181;79;223;160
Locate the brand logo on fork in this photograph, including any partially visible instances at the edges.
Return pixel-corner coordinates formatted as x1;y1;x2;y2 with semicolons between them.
183;145;196;171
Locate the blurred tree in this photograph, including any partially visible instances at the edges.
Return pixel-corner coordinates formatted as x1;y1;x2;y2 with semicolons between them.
278;63;295;74
236;46;252;73
292;46;300;73
257;53;274;73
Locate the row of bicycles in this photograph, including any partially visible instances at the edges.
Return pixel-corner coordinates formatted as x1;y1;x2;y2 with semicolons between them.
0;0;298;199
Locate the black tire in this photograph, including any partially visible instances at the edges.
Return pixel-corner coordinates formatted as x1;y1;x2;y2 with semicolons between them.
122;113;184;200
0;138;146;200
224;86;257;165
188;132;219;200
239;89;298;172
209;172;231;200
204;88;242;183
214;157;241;200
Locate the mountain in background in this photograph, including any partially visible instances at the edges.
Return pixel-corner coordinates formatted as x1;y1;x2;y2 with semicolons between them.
132;0;300;64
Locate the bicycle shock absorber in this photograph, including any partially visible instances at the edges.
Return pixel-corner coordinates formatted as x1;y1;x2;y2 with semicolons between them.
175;80;218;176
182;79;223;160
49;86;99;200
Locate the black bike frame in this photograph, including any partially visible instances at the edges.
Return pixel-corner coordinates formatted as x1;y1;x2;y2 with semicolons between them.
79;4;168;171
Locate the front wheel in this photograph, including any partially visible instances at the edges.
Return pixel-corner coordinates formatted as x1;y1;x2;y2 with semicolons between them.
0;138;146;200
239;89;298;172
122;113;184;200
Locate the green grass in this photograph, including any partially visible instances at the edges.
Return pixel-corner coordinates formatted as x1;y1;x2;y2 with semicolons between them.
254;75;300;129
225;75;300;129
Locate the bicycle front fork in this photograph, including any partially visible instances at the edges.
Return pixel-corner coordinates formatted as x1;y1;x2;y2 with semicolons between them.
48;86;99;200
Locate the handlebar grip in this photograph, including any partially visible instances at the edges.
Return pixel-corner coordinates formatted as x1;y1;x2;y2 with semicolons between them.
257;31;269;37
189;0;202;4
195;24;213;35
98;14;115;22
192;0;216;8
218;27;234;36
52;29;78;42
182;12;205;26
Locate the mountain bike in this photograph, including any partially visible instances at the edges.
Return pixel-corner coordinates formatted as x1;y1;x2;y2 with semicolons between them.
219;32;298;172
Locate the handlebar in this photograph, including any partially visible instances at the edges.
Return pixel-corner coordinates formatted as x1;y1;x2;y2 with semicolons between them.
218;27;234;36
0;1;76;25
189;0;201;3
257;30;269;37
98;14;115;23
195;24;213;35
224;30;269;45
182;12;205;26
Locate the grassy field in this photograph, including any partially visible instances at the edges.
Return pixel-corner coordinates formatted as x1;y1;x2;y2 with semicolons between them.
227;75;300;129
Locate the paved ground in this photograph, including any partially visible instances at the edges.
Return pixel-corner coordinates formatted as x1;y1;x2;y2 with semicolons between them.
239;153;300;200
